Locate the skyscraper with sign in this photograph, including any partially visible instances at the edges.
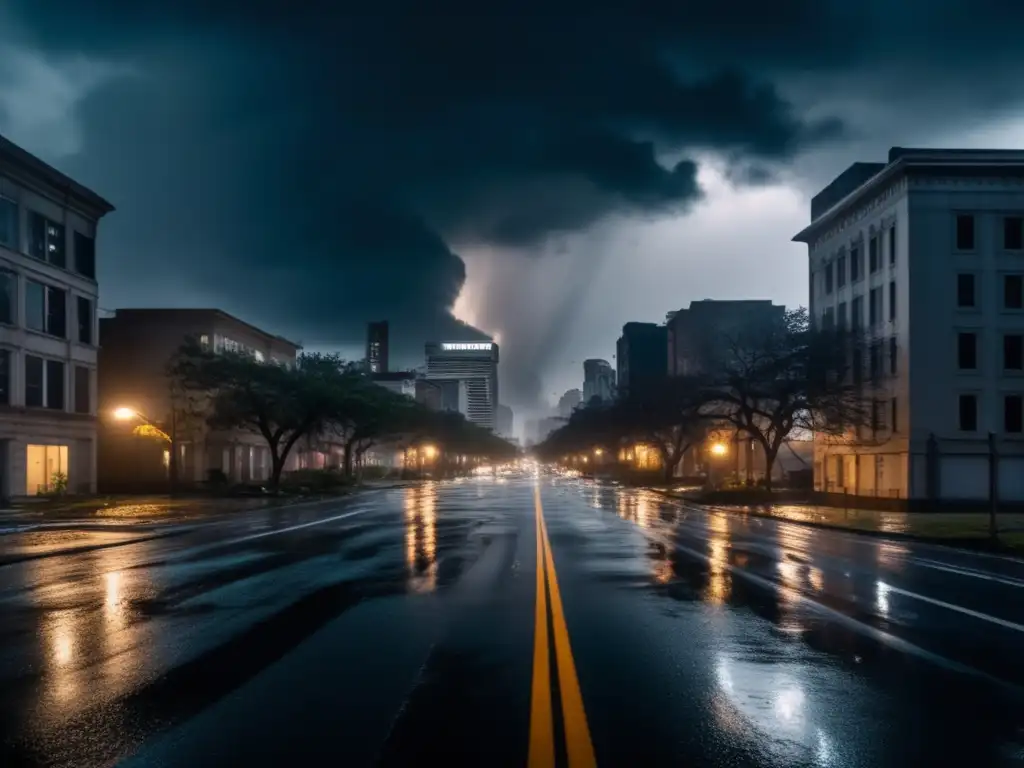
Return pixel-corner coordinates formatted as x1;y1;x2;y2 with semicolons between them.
424;341;500;430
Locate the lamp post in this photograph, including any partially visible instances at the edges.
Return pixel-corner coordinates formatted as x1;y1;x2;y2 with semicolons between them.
113;406;178;492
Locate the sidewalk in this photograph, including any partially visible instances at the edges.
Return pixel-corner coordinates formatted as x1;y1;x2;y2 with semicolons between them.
654;489;1024;554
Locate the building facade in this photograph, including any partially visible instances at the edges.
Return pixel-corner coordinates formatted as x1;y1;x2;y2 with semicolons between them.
557;388;582;417
424;341;499;430
795;147;1024;502
616;322;668;399
366;320;389;374
371;370;416;398
97;309;301;491
666;299;785;376
582;358;615;403
495;403;514;438
0;135;114;497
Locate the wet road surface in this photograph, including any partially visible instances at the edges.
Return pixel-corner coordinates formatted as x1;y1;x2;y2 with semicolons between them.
2;475;1024;767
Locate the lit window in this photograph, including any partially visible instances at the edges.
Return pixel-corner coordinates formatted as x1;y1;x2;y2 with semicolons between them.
254;350;265;362
199;334;210;348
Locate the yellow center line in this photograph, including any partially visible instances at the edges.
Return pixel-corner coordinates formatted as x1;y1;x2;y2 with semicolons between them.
528;486;555;768
539;500;597;768
529;484;598;768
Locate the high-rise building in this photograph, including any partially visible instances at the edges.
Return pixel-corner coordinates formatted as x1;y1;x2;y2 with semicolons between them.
0;135;115;497
794;146;1024;502
615;322;668;399
366;321;389;374
496;404;514;437
582;359;615;403
424;341;499;430
558;388;582;417
666;300;785;377
370;371;416;398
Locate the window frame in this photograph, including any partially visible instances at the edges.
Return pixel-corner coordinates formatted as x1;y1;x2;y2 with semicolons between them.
73;365;91;414
956;273;976;309
1004;273;1024;311
955;213;976;252
0;196;18;251
1004;333;1024;372
1005;394;1024;434
1004;215;1024;251
24;279;66;338
959;393;979;432
24;353;65;410
73;231;96;279
957;331;978;371
28;211;66;269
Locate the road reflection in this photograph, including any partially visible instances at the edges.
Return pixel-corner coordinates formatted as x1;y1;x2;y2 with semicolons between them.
404;482;438;593
25;541;156;727
705;513;731;604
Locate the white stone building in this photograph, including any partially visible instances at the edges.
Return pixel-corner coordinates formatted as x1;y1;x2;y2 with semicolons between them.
0;136;114;497
794;147;1024;503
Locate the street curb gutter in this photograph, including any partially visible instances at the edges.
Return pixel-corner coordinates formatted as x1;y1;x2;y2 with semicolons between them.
644;488;1024;561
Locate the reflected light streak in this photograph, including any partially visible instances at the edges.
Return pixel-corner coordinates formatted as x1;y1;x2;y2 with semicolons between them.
705;512;731;605
404;483;438;593
875;580;891;618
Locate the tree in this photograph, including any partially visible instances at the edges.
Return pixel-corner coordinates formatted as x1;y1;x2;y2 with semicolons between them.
619;377;708;482
705;307;870;490
171;339;357;490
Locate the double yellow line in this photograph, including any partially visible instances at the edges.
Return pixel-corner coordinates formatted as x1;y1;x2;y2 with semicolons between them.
528;485;597;768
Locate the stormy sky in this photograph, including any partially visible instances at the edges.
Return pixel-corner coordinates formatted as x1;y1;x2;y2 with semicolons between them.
3;3;1024;413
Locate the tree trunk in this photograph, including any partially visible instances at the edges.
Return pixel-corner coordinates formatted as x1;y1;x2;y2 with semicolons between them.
269;452;286;492
763;447;779;491
343;438;357;477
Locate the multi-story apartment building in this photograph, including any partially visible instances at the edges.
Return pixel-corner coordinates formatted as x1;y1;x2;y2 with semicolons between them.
666;299;785;376
616;322;667;400
582;358;615;403
0;135;114;497
795;147;1024;502
97;308;301;491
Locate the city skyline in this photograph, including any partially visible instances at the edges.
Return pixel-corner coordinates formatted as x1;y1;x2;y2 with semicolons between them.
4;3;1024;409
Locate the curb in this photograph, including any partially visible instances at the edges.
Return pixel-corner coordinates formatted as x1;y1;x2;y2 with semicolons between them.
644;488;1023;559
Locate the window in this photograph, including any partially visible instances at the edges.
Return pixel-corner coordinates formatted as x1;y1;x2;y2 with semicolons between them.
889;224;896;265
959;394;978;431
822;307;835;329
850;245;861;281
29;213;65;268
1006;395;1024;433
0;270;15;325
852;348;863;386
869;236;879;273
956;214;975;250
871;400;882;434
74;366;90;414
891;397;898;432
25;280;66;337
1005;275;1024;309
870;341;882;381
199;334;210;348
73;232;96;279
851;296;863;330
869;287;880;325
1005;216;1023;250
837;255;846;287
46;360;64;410
824;262;834;294
888;280;896;321
26;444;68;496
77;296;93;344
958;332;978;370
1005;334;1023;370
957;273;975;307
24;355;43;407
889;336;898;375
24;355;64;410
836;301;847;330
0;349;9;405
0;197;17;249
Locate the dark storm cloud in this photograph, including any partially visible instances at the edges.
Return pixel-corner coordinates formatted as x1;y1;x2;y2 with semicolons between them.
8;1;1021;402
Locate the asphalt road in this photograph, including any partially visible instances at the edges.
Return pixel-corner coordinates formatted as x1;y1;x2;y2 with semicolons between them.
2;473;1024;767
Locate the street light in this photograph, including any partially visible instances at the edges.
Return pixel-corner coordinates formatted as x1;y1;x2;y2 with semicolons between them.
112;405;178;491
710;442;728;456
594;448;603;456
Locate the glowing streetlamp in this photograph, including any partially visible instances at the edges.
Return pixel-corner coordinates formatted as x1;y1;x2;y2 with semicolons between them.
594;448;603;456
710;442;728;457
422;444;438;460
113;406;138;421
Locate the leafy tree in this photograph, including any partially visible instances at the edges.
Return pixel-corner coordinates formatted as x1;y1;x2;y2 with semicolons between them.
705;307;870;489
172;339;357;490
